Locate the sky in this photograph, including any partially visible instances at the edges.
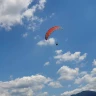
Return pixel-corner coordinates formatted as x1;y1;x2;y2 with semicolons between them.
0;0;96;96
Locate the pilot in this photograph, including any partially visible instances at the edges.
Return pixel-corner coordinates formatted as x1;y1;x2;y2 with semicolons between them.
56;42;58;45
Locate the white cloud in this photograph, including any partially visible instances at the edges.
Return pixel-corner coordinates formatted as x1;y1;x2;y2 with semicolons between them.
57;66;79;80
55;50;63;55
75;68;96;84
54;51;87;64
92;59;96;66
61;68;96;96
61;80;96;96
0;0;46;30
74;74;93;84
48;81;63;88
0;74;52;96
61;87;86;96
22;32;28;38
44;62;50;66
91;68;96;76
37;38;56;46
27;17;45;31
38;0;46;10
79;71;87;76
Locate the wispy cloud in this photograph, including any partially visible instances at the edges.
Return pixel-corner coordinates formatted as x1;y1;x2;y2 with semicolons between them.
9;75;13;80
22;32;28;38
44;62;50;66
34;35;41;40
37;92;48;96
49;13;55;18
92;59;96;66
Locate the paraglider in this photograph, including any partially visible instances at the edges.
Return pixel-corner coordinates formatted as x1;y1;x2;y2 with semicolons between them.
45;26;62;45
56;42;58;46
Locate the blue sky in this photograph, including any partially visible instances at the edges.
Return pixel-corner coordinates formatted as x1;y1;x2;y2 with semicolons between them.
0;0;96;96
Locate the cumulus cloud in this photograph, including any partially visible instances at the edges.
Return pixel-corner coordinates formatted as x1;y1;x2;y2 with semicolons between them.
61;80;96;96
75;74;93;84
44;62;50;66
48;81;63;88
37;38;56;46
75;68;96;84
57;66;79;80
0;74;52;96
0;0;46;30
54;51;87;64
92;59;96;66
61;68;96;96
91;68;96;76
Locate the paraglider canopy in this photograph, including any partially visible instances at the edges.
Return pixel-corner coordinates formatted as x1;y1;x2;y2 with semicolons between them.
45;26;62;40
45;26;62;45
